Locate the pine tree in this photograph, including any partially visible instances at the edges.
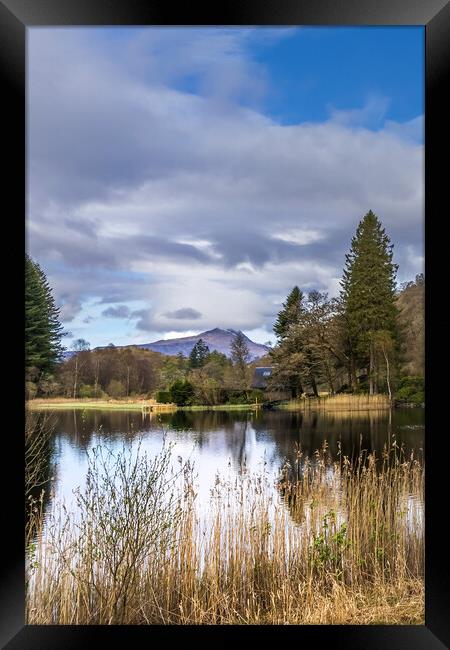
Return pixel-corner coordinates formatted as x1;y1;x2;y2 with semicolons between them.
25;255;64;378
271;287;305;397
340;211;398;394
188;339;210;369
273;286;303;340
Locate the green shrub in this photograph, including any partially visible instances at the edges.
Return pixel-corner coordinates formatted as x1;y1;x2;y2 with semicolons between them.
156;390;172;403
395;376;424;404
79;384;96;398
107;380;126;398
169;380;194;406
38;375;61;397
248;389;264;402
226;391;248;404
409;391;424;405
230;395;246;404
336;384;354;394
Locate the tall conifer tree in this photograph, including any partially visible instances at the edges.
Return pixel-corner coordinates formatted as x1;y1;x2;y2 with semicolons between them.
25;255;63;377
340;211;398;394
188;339;210;369
273;286;303;340
271;286;305;397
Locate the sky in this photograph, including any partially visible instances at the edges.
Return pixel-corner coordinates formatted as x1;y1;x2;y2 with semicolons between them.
27;26;424;349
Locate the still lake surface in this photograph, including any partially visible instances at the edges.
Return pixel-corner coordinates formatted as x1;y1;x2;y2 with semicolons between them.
42;407;424;527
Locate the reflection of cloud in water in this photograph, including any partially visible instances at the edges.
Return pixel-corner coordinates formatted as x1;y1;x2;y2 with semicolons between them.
42;408;424;539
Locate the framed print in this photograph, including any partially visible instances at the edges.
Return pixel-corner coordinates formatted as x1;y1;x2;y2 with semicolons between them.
2;0;449;647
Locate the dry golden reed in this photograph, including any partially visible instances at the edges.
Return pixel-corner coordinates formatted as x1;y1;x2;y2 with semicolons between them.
26;438;424;625
282;394;391;411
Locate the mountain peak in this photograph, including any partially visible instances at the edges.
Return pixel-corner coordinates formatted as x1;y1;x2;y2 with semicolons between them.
64;328;270;362
138;328;269;360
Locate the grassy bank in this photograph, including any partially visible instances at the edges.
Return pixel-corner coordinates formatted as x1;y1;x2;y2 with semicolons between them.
280;394;392;411
27;441;424;625
27;398;260;412
180;403;258;411
27;394;416;414
27;398;178;412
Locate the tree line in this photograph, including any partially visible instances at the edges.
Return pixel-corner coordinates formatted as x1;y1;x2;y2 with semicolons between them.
269;211;424;402
25;283;261;403
25;210;424;405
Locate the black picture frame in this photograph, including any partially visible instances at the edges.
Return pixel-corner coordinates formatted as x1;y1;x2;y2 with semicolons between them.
2;1;449;647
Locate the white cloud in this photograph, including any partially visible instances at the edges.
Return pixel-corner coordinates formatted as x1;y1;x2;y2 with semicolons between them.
328;94;391;129
27;28;424;345
384;115;424;144
272;229;325;246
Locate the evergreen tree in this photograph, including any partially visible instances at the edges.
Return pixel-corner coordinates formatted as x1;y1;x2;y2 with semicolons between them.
340;211;398;394
25;255;63;378
169;379;194;406
271;287;305;397
273;286;303;340
188;339;210;369
205;350;228;366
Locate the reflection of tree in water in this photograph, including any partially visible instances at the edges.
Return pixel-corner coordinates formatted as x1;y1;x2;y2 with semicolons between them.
52;407;423;461
159;410;254;469
43;407;424;534
273;409;424;529
55;409;154;451
251;408;423;475
52;407;424;478
25;410;58;535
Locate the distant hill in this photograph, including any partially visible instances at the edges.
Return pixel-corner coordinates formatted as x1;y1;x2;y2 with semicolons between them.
138;328;269;360
396;275;424;376
62;328;270;362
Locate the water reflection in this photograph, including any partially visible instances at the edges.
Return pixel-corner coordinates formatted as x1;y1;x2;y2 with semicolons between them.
56;409;424;450
45;407;424;527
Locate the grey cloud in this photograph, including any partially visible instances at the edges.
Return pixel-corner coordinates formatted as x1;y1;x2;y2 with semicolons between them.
38;264;152;324
27;28;424;344
59;298;83;322
102;305;131;318
164;308;202;320
131;235;214;264
130;309;155;333
98;293;137;305
131;305;263;334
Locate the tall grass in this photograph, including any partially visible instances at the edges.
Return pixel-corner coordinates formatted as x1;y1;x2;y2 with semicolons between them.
27;398;178;412
282;393;391;411
26;439;424;625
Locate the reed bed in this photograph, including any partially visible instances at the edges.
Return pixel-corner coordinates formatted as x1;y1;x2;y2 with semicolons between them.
28;398;178;412
26;439;424;625
282;393;391;411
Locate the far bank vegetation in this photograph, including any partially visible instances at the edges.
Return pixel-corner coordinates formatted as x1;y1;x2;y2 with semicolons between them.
26;212;424;408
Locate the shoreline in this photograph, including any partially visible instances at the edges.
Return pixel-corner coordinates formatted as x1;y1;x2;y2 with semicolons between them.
26;399;258;412
26;396;423;412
